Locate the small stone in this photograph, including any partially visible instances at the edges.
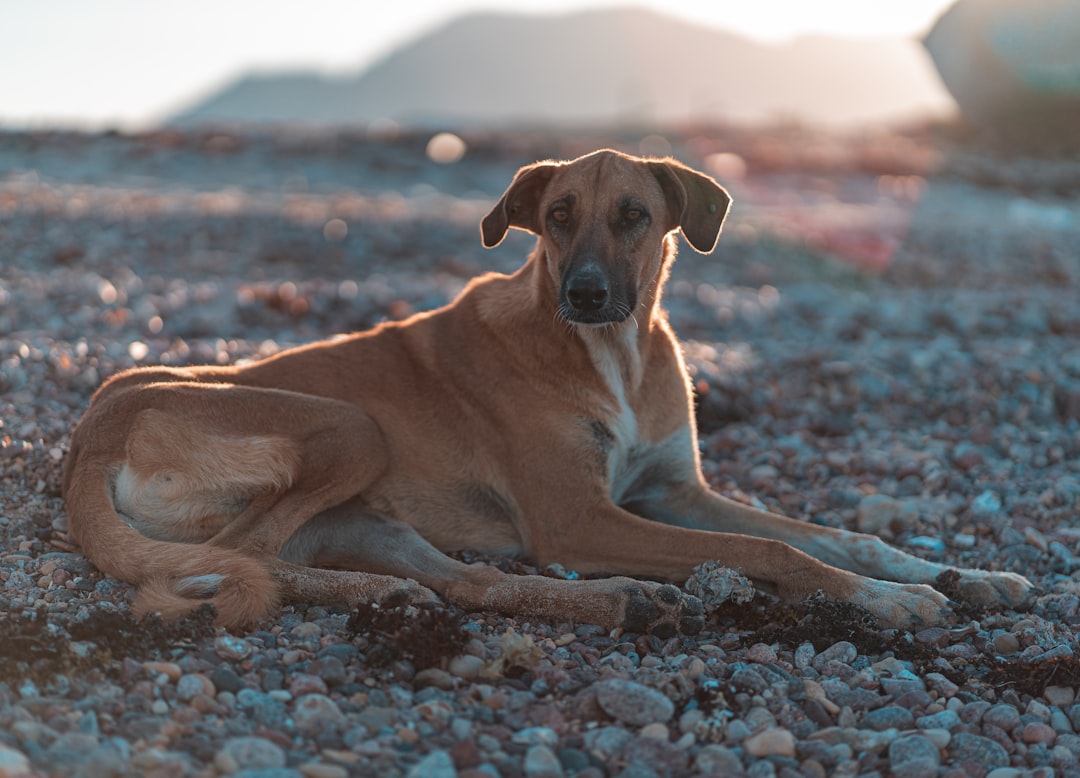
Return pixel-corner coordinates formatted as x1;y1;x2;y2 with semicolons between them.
993;633;1021;655
288;673;329;697
176;673;215;702
300;763;349;778
293;694;345;734
1022;722;1056;745
951;732;1009;768
746;643;778;664
407;750;456;778
986;769;1024;778
143;661;183;682
639;723;669;741
915;709;961;731
983;704;1021;731
0;745;32;777
215;737;286;773
414;668;456;689
743;727;796;758
1045;686;1076;707
794;642;815;670
583;727;633;761
448;654;485;680
595;679;674;726
729;667;768;694
922;729;952;750
523;744;564;778
694;744;743;775
211;666;246;694
307;656;348;686
889;734;941;778
864;705;914;731
812;641;857;670
215;635;253;661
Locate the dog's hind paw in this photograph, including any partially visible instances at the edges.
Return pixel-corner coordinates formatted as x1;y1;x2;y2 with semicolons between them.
620;581;705;637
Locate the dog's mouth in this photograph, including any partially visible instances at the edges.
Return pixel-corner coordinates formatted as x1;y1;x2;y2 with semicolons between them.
557;293;636;326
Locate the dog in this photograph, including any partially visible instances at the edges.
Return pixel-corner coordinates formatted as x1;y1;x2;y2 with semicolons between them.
63;149;1032;635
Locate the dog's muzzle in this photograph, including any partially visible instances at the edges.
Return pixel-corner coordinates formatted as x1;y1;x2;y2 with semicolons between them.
560;265;633;325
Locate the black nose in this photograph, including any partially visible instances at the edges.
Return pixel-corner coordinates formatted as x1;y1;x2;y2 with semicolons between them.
566;273;609;311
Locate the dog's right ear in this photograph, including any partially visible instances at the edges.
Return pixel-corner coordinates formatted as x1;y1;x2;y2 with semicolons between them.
481;162;557;248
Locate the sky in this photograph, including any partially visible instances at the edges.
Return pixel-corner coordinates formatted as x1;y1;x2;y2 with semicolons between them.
1;0;955;129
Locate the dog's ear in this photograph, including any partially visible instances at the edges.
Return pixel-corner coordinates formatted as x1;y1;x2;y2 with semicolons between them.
649;160;732;253
481;162;557;248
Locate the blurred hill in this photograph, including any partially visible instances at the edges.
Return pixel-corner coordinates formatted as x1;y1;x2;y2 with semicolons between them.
170;7;954;128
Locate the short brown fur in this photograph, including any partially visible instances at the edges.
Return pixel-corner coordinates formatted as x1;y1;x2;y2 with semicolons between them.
63;150;1032;633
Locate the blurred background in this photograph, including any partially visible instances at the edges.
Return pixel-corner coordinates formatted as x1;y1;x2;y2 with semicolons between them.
4;1;962;130
2;0;1079;336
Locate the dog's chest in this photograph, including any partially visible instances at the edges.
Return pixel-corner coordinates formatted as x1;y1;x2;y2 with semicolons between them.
583;335;659;504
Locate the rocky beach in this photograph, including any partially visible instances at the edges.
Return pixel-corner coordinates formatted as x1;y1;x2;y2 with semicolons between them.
2;124;1080;777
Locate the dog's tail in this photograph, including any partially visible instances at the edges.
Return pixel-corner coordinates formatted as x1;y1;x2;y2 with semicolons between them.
64;462;279;628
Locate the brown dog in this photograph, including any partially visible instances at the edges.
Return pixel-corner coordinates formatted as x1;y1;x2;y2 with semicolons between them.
63;149;1032;634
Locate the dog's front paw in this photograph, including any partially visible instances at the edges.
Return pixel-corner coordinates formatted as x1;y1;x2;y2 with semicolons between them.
619;581;705;637
854;580;956;630
378;579;441;609
943;568;1035;610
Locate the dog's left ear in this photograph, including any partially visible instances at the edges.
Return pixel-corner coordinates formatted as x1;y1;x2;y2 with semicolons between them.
481;162;558;248
649;160;732;253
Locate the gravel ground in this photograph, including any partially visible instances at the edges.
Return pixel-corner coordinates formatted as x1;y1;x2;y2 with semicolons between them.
2;125;1080;778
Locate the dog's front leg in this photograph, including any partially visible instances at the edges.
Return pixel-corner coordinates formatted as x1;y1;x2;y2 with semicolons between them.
532;501;959;630
642;484;1033;612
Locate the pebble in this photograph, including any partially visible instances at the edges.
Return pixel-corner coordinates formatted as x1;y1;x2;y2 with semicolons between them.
951;733;1010;768
215;737;287;773
407;750;456;778
583;727;633;761
812;641;857;671
1045;686;1075;707
523;744;564;778
293;694;345;734
215;635;254;661
889;734;941;778
984;704;1022;731
1022;722;1056;745
0;745;32;778
915;709;961;732
176;673;215;702
594;679;675;726
743;728;796;757
864;705;914;731
694;744;743;775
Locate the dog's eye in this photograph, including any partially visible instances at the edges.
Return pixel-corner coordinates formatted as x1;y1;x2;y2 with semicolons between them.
625;208;642;221
551;208;569;224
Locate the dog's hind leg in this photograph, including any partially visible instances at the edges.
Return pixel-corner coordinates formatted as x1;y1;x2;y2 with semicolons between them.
280;506;705;636
102;383;394;626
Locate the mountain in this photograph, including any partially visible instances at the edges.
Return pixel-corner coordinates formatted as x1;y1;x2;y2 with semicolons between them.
170;7;954;128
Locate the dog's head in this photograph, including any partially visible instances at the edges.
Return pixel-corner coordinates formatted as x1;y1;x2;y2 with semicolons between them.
481;149;731;325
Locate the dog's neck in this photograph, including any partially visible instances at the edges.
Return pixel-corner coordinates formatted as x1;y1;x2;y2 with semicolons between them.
577;322;643;411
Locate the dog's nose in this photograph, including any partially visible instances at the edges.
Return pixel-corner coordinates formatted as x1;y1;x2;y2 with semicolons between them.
566;273;609;311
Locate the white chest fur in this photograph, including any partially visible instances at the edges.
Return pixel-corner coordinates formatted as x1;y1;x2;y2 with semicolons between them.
580;328;653;504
